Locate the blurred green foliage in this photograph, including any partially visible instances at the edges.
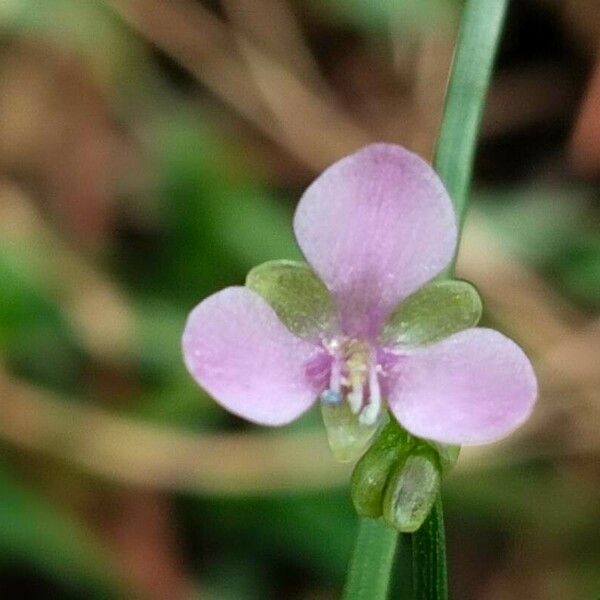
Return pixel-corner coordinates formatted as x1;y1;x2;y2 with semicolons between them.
318;0;461;32
0;459;121;598
476;187;600;309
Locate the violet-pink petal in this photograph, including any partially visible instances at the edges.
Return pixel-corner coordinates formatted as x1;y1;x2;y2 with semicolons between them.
182;287;324;426
293;144;457;337
388;328;537;445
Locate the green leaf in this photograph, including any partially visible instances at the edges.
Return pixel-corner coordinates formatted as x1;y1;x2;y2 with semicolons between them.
382;446;441;533
351;421;413;518
380;280;482;347
246;260;337;338
411;496;448;600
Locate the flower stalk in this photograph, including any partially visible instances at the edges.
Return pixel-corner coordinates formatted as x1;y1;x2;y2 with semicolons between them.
343;518;399;600
343;0;511;598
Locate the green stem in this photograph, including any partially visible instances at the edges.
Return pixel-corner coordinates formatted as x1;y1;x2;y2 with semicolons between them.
343;518;398;600
344;0;510;599
436;0;511;227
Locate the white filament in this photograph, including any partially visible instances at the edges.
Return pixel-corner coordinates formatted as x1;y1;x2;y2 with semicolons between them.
359;360;381;426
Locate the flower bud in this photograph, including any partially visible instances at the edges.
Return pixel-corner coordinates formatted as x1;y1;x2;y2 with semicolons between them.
382;445;441;533
350;421;413;517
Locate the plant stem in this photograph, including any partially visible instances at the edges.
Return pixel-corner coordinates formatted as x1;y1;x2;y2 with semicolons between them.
343;518;398;600
344;0;510;599
435;0;511;227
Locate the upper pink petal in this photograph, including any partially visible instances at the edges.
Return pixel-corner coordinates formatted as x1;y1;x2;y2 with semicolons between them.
387;328;537;445
293;144;457;338
182;287;324;425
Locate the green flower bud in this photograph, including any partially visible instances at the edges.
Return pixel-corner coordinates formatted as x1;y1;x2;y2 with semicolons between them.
382;445;441;533
350;421;413;517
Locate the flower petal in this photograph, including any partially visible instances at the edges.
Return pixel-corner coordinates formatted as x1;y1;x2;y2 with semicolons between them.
182;287;324;425
388;328;537;445
380;279;482;347
246;260;338;340
294;143;457;337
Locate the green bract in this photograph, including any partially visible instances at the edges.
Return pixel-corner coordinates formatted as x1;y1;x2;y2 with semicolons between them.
245;260;336;339
380;279;482;346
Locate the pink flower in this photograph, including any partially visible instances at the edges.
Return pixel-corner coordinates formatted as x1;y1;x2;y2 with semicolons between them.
182;144;537;454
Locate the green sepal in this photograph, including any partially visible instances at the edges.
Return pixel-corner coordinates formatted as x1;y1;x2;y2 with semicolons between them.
382;445;441;533
321;400;383;463
350;420;413;517
380;279;482;347
246;260;337;339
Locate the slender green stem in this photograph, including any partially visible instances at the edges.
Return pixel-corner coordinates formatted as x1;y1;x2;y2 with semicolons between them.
343;519;398;600
436;0;511;227
344;0;510;599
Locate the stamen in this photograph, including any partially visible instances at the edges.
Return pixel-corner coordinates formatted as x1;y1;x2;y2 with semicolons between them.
359;360;382;426
347;374;363;414
346;340;368;414
319;339;383;462
320;346;343;406
329;353;342;394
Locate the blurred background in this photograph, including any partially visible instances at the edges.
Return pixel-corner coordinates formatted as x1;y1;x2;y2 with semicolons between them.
0;0;598;598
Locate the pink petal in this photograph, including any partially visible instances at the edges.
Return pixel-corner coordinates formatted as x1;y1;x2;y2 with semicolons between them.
182;287;324;425
294;144;457;338
388;328;537;445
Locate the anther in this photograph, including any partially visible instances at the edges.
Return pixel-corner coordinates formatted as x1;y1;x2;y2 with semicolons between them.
320;389;343;405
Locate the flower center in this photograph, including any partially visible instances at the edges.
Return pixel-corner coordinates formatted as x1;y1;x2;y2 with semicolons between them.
320;338;382;426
